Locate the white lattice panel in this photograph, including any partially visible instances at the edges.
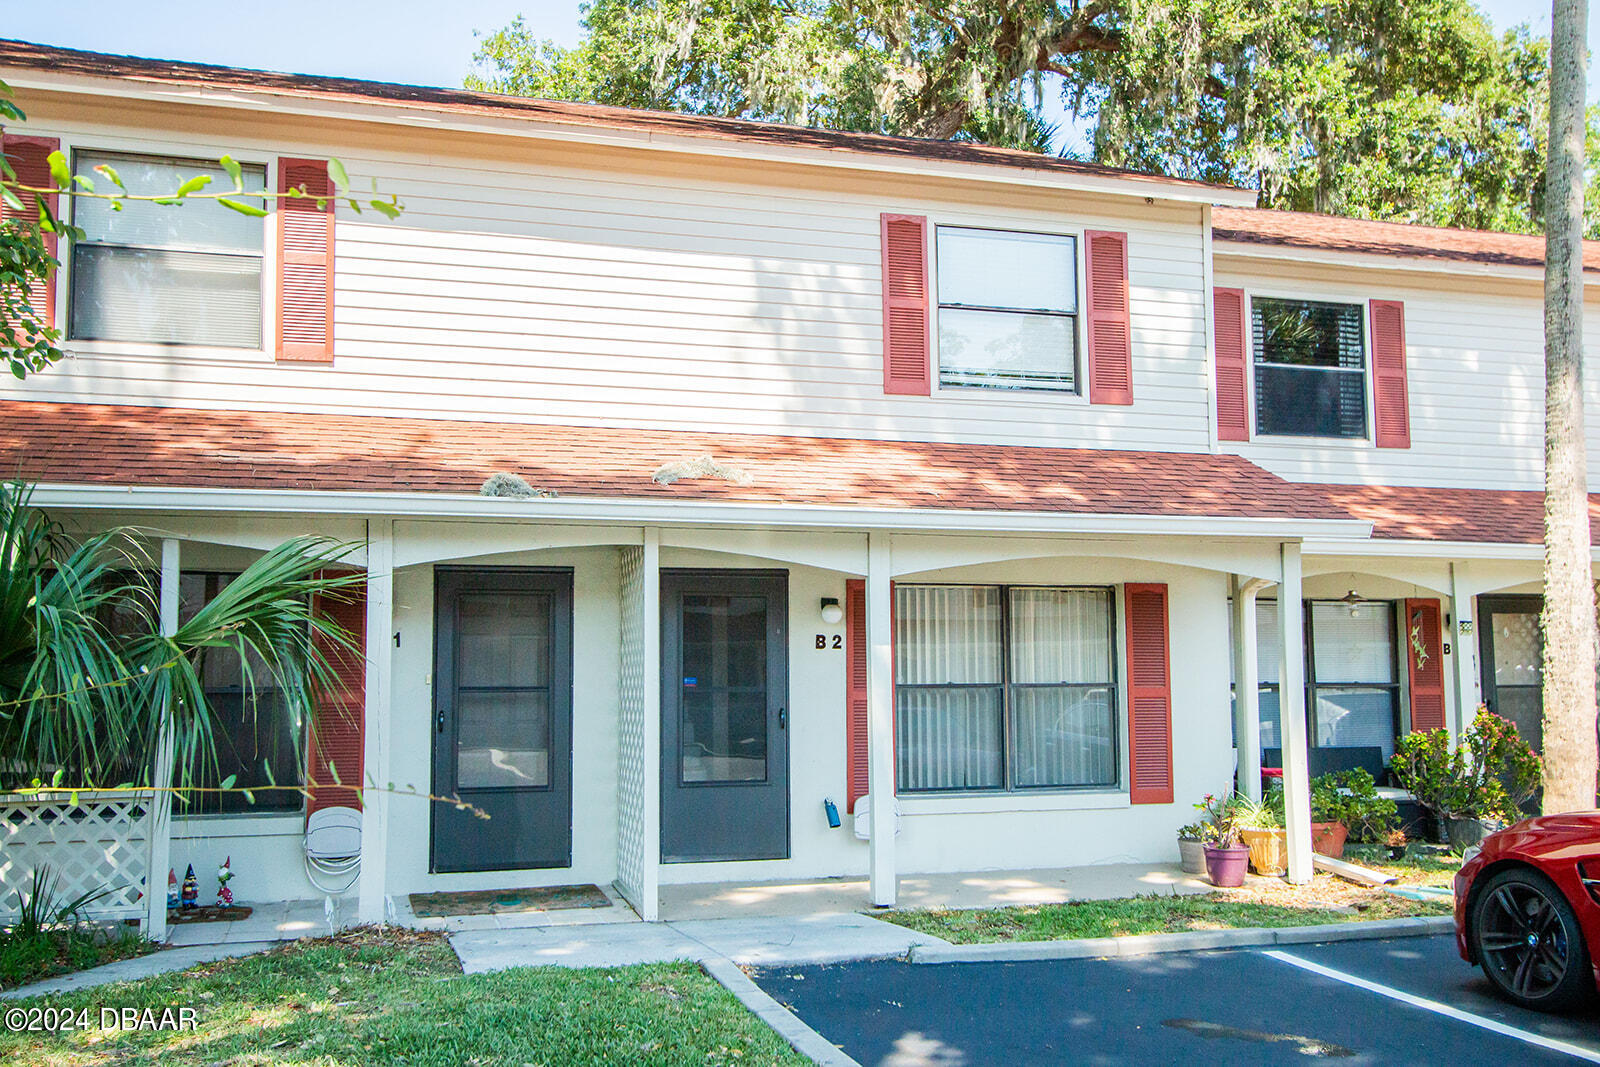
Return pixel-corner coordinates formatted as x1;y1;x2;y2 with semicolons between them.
0;792;153;921
615;545;647;906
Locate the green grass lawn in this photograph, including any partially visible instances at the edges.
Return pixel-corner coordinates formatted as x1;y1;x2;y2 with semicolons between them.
1;923;155;991
1;928;806;1067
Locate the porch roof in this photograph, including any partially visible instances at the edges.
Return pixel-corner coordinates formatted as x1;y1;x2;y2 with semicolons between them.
1313;482;1600;545
1;400;1345;523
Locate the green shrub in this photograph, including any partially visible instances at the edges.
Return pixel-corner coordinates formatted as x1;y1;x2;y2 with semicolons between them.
1390;709;1542;823
1310;768;1398;843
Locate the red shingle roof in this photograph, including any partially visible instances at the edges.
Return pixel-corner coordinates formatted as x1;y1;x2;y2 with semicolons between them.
1214;206;1600;274
0;401;1345;523
0;38;1234;196
1313;483;1600;545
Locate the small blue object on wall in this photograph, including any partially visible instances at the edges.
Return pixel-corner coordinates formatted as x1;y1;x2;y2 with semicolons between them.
823;798;841;828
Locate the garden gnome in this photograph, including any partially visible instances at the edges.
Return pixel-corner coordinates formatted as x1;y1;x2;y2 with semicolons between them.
166;868;179;909
216;856;235;908
181;864;199;909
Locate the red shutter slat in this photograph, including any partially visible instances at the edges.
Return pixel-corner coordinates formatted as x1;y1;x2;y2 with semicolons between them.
308;577;365;811
880;214;930;395
1405;598;1446;733
1085;230;1133;405
276;157;335;362
1213;287;1249;441
1123;582;1173;804
2;134;61;332
845;579;869;813
1370;299;1410;448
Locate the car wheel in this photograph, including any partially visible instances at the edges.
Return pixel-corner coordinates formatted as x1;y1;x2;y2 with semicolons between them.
1470;866;1595;1012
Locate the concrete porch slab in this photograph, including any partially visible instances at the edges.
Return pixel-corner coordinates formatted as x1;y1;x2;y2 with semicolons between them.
657;863;1212;920
451;922;705;971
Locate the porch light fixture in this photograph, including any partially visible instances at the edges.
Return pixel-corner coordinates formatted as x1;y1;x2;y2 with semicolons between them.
820;597;844;625
1341;589;1366;617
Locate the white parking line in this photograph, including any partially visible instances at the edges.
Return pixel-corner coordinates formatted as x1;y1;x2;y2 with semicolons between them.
1264;949;1600;1063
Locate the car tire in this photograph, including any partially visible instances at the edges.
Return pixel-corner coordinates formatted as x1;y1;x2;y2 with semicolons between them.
1469;865;1596;1012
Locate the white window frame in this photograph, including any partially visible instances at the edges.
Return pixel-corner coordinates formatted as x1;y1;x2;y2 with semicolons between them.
1244;290;1376;445
59;135;275;361
929;223;1089;401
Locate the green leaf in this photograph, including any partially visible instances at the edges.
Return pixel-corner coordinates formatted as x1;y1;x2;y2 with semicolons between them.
219;154;243;187
217;197;269;217
175;174;212;197
51;767;65;786
46;150;69;191
242;789;255;804
219;773;237;791
1;185;21;211
369;199;401;220
347;198;362;214
73;174;95;193
94;163;126;190
328;158;350;195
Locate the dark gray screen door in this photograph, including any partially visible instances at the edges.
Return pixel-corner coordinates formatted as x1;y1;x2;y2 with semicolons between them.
661;570;789;863
432;568;572;873
1478;595;1544;753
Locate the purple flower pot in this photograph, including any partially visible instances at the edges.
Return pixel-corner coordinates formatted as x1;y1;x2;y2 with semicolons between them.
1203;843;1250;887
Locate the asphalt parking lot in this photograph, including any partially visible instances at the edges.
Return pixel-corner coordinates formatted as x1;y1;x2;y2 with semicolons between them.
753;933;1600;1065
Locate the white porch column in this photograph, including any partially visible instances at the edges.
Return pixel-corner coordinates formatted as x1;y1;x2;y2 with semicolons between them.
1231;576;1268;802
144;538;180;940
358;519;394;924
1277;543;1313;884
1448;562;1480;740
866;532;897;907
637;528;662;921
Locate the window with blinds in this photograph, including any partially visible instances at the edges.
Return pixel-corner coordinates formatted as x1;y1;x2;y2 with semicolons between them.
894;585;1117;793
68;152;267;348
935;227;1078;391
1252;297;1368;438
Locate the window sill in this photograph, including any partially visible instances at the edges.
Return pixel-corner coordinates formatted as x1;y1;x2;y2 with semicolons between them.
899;791;1129;816
63;340;271;364
171;813;305;838
933;383;1087;404
1248;434;1373;449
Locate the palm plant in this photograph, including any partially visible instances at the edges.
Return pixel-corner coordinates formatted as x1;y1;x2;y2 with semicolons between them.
0;481;362;796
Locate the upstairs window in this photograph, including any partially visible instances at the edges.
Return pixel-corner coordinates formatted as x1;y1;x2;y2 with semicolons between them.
1252;297;1367;438
936;227;1078;391
69;152;266;348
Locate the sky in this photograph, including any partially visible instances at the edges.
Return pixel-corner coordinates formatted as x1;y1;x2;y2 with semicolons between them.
0;0;1583;155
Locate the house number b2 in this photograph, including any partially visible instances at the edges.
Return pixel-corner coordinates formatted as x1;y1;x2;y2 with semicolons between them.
816;634;842;650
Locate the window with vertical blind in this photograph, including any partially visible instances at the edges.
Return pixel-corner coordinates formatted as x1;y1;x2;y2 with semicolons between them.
935;227;1078;391
894;585;1117;793
1252;297;1368;438
1229;598;1401;757
69;152;267;348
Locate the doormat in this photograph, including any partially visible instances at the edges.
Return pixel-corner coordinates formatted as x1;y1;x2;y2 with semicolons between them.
408;884;610;918
168;906;254;924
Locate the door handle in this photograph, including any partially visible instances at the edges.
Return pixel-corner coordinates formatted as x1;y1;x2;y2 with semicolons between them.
778;707;787;730
436;708;446;734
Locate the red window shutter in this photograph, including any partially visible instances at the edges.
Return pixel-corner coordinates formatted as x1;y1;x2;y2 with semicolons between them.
880;213;930;395
1405;598;1446;733
1085;230;1133;405
276;157;335;362
1123;583;1173;804
845;579;869;813
1370;299;1410;448
308;578;365;812
1213;287;1249;441
2;134;61;331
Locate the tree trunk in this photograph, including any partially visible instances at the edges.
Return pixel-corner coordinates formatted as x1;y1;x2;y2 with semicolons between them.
1541;0;1598;815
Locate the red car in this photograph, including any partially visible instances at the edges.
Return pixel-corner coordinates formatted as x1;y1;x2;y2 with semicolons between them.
1455;811;1600;1011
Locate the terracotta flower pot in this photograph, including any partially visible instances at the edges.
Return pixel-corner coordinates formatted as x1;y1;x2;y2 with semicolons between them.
1311;821;1349;859
1240;827;1288;876
1204;843;1250;887
1177;838;1207;875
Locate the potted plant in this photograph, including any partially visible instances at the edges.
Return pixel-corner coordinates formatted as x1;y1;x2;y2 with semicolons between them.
1384;828;1408;861
1198;794;1249;887
1233;791;1288;876
1310;768;1398;858
1176;820;1208;875
1391;708;1542;850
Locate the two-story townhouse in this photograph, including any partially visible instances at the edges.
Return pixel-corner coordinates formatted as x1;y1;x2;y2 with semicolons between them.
0;39;1590;933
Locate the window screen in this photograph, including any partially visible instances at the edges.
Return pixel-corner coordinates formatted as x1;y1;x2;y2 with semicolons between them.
936;228;1078;391
1252;297;1367;438
69;153;267;347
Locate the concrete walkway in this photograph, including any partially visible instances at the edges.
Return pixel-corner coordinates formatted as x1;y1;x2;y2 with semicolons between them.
449;911;948;971
3;940;279;999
